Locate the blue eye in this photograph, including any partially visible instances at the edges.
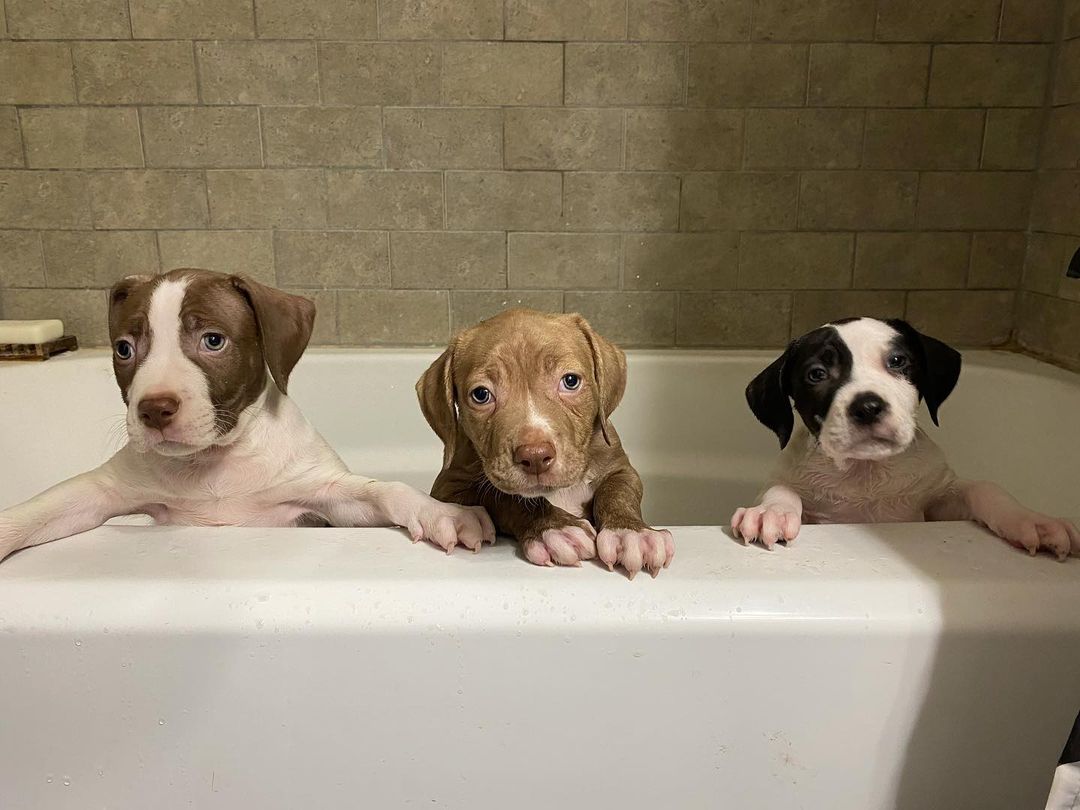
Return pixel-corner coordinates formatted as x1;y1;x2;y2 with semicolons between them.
469;387;492;405
114;339;134;361
201;333;227;352
560;373;582;391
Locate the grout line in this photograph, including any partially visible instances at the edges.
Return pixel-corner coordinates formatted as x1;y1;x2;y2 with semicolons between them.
134;106;147;168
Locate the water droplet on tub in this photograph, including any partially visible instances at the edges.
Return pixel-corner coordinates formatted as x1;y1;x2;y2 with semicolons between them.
158;719;166;725
46;775;53;784
74;640;82;647
62;777;70;786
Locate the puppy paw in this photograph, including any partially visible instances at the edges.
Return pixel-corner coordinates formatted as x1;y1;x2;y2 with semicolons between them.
991;511;1080;562
408;503;496;554
521;524;596;568
597;527;674;580
731;505;801;549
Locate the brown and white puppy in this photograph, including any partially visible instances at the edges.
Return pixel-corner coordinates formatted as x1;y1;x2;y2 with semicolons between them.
416;308;673;579
0;269;493;562
732;317;1079;559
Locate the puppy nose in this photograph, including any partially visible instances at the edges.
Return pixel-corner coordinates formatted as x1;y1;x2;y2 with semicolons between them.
513;442;556;474
848;393;888;425
138;395;180;430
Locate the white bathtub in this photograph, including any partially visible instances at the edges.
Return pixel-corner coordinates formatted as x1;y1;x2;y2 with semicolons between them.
0;348;1078;810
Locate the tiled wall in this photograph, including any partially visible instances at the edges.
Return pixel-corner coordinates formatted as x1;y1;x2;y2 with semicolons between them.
1019;0;1080;369
0;0;1067;350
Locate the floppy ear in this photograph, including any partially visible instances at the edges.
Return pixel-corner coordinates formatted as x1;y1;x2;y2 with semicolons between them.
886;319;962;426
572;315;627;446
416;340;459;470
230;276;315;394
746;347;795;449
107;274;154;334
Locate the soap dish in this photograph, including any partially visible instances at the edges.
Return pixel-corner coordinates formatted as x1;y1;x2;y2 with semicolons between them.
0;335;79;361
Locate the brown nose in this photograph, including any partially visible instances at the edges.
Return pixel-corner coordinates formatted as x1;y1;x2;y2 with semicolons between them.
513;442;556;474
138;396;180;430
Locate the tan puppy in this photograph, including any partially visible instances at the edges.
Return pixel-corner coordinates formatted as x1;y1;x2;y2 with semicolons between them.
416;308;674;579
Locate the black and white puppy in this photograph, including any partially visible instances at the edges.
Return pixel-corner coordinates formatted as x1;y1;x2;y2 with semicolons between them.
731;317;1079;560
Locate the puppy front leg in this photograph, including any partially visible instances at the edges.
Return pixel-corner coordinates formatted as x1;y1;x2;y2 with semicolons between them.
591;467;674;579
926;481;1080;561
731;484;803;549
0;468;138;562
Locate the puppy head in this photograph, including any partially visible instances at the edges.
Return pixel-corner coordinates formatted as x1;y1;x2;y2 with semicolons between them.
746;317;961;463
108;269;315;456
416;308;626;497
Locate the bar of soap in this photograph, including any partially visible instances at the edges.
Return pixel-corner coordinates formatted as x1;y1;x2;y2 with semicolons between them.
0;320;64;344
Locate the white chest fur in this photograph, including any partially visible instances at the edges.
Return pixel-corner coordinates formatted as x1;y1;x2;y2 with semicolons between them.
544;480;596;519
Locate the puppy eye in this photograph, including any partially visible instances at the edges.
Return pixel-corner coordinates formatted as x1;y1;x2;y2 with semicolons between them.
807;367;828;384
201;333;228;352
469;386;493;405
560;373;582;391
114;339;134;361
887;353;908;370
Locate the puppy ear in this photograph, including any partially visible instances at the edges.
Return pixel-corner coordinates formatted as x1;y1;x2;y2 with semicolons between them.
416;340;459;470
886;319;962;426
230;276;315;394
572;315;627;446
746;347;795;449
107;274;154;336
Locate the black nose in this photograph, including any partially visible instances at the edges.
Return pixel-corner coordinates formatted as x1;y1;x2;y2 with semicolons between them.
848;393;888;425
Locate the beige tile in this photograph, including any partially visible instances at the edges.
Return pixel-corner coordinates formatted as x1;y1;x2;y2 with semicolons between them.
854;232;970;289
43;231;158;287
563;172;680;231
89;170;207;229
391;231;506;289
906;290;1014;347
968;232;1024;289
875;0;999;41
445;171;562;231
676;291;791;347
0;107;20;167
507;0;624;40
808;44;929;107
928;45;1051;107
1053;39;1080;106
565;291;676;347
451;290;563;333
792;290;905;336
1022;233;1077;295
2;288;108;344
566;43;684;106
505;108;622;171
262;107;381;168
338;290;449;346
628;0;751;41
624;233;738;290
379;0;502;39
319;43;440;106
508;233;620;289
206;169;326;228
0;170;90;229
158;230;275;283
21;107;143;169
681;172;797;231
1067;0;1080;39
74;42;197;104
197;42;318;104
740;233;853;290
753;0;875;41
442;43;562;106
327;171;443;230
0;43;75;104
688;44;806;107
625;109;742;171
7;0;130;38
1029;171;1080;235
0;0;6;37
1041;106;1080;170
999;0;1059;42
0;231;45;287
1017;293;1080;368
141;106;262;168
286;287;336;345
917;172;1034;230
130;0;255;38
255;0;376;38
862;110;983;170
274;231;388;289
745;109;862;169
799;172;917;230
384;108;502;169
981;109;1041;170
